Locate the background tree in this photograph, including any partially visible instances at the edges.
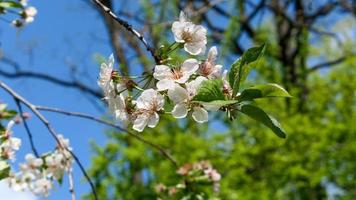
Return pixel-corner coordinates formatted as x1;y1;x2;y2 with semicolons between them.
0;0;355;199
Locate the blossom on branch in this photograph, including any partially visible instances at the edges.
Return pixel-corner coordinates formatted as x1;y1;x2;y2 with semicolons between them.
133;89;165;132
198;46;222;79
168;76;209;123
153;58;199;91
172;11;207;55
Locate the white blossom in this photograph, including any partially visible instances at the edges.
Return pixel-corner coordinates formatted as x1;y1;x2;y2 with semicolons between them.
98;54;115;95
133;89;165;132
0;120;21;161
31;178;52;197
204;168;221;182
22;7;37;23
25;154;43;169
19;0;28;6
198;46;222;79
153;58;199;91
172;11;207;55
168;76;209;123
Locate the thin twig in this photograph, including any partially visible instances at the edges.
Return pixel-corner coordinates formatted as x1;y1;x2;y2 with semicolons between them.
14;99;40;157
68;167;76;200
92;0;161;64
0;81;98;200
36;105;178;168
308;56;347;72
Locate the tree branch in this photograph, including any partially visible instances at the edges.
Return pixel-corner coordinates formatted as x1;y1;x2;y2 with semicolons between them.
14;99;40;157
92;0;161;64
0;66;102;99
36;105;178;168
0;81;98;200
308;56;347;72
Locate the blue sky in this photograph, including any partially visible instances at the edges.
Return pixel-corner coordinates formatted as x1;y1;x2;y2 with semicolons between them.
0;1;355;200
0;0;113;199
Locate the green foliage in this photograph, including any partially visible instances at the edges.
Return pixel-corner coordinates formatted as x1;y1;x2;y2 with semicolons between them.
238;83;292;102
237;102;286;138
192;79;225;102
86;2;356;199
0;160;10;180
0;1;23;9
229;44;266;96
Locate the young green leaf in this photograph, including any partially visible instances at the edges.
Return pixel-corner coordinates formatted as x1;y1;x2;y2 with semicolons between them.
192;79;225;102
238;83;292;101
238;103;286;138
194;100;238;111
229;44;266;97
0;1;23;9
0;161;10;180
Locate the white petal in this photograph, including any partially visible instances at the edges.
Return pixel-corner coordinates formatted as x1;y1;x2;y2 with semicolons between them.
153;65;171;80
209;64;223;79
184;42;205;55
179;11;187;22
10;138;21;150
192;107;208;123
186;76;207;96
136;89;157;109
171;22;185;43
172;103;188;118
155;93;165;110
133;114;148;132
193;25;207;43
208;46;218;62
147;112;159;128
167;84;188;103
156;79;176;91
181;58;199;75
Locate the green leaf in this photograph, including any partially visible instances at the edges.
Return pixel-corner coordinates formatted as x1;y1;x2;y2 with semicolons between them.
238;83;292;101
196;100;238;107
229;44;266;96
192;79;225;102
238;103;286;138
0;1;23;9
0;161;10;180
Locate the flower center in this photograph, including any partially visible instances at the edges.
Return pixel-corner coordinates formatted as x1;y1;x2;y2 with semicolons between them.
171;68;183;80
199;62;212;76
181;30;193;43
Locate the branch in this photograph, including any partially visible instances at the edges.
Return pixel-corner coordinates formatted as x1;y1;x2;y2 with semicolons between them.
308;56;347;72
0;66;102;99
92;0;161;64
0;81;98;200
36;106;178;168
68;167;76;200
14;99;40;157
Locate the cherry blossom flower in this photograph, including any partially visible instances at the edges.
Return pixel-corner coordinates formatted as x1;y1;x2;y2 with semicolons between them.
172;11;207;55
25;154;43;169
21;7;37;23
153;58;199;91
0;120;21;161
98;54;115;95
19;0;29;6
133;89;165;132
168;76;209;123
198;46;222;79
32;178;52;197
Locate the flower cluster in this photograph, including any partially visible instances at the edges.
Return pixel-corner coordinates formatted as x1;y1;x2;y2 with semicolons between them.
98;12;224;132
156;161;221;199
0;119;21;161
0;0;37;27
7;134;73;197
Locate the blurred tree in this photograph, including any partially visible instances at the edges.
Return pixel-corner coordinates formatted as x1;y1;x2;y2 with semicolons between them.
84;1;356;199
